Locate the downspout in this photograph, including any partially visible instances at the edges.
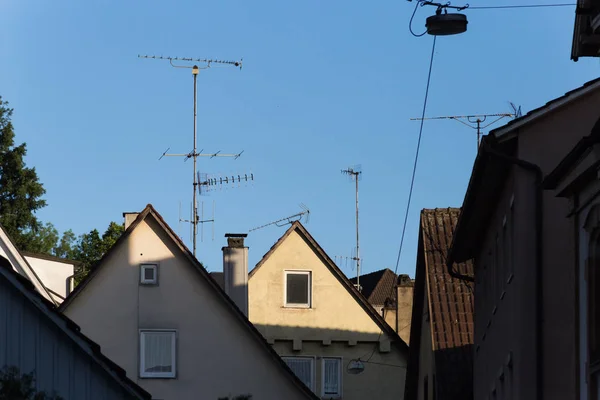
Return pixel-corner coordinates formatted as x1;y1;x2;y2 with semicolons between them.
480;142;544;400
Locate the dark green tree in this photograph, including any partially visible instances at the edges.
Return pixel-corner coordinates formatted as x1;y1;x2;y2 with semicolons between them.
71;222;124;284
0;366;63;400
53;229;76;259
0;97;47;252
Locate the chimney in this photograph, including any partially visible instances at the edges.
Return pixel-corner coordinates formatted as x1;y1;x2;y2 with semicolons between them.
123;212;140;230
222;233;249;317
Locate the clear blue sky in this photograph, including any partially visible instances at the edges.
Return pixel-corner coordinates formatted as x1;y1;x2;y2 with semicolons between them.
1;1;598;279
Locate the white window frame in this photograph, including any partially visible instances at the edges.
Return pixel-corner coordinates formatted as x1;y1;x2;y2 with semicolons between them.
282;356;315;391
321;357;342;398
139;329;177;378
284;270;312;308
140;263;158;285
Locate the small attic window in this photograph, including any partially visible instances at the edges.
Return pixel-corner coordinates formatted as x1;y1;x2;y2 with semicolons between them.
140;264;158;285
285;271;311;308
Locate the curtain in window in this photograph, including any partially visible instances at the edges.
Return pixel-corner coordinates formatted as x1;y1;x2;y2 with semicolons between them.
323;358;340;395
143;332;173;373
284;358;313;389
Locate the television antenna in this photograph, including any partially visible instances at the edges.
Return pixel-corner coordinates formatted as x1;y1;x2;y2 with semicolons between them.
410;106;519;150
248;204;310;232
139;54;243;257
341;165;362;291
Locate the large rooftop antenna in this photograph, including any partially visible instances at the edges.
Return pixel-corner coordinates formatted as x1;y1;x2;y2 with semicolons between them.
139;54;243;257
410;107;519;150
341;165;362;291
248;204;310;233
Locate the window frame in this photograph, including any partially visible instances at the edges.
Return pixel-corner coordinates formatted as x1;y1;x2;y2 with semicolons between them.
284;270;312;308
321;357;342;398
282;356;315;391
139;329;177;379
140;263;159;285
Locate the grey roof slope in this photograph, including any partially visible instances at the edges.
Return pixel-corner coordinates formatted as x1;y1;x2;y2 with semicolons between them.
0;255;151;400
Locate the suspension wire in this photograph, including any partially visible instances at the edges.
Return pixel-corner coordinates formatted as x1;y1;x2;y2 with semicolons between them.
468;3;575;9
409;0;428;37
354;36;438;368
393;35;436;278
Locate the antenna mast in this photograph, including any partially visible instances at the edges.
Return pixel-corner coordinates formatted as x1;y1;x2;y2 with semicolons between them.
342;165;362;291
139;54;243;257
410;109;519;150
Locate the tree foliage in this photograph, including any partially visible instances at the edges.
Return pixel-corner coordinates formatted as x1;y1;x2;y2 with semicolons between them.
71;222;124;284
0;97;48;252
0;366;63;400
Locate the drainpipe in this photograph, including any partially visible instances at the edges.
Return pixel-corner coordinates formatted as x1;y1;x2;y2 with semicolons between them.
480;142;544;400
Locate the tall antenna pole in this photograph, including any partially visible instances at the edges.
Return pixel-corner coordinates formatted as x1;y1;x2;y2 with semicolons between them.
139;54;243;257
192;66;199;255
342;166;362;291
410;112;516;150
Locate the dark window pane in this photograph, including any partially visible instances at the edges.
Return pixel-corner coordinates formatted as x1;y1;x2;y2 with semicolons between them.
287;273;309;305
144;267;155;281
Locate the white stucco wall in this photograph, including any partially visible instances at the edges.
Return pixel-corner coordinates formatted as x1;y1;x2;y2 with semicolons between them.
25;256;74;300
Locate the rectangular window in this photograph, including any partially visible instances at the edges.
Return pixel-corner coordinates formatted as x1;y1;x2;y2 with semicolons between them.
322;358;341;398
283;357;314;391
140;330;176;378
285;271;311;308
140;264;158;285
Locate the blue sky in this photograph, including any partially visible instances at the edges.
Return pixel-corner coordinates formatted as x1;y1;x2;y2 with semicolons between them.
1;1;598;279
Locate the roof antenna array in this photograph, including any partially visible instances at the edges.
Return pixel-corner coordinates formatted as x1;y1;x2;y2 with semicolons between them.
248;204;310;233
139;54;243;257
341;165;362;292
410;107;518;150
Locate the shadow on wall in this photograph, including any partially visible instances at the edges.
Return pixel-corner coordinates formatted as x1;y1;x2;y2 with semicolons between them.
436;344;473;398
406;343;474;400
252;324;397;344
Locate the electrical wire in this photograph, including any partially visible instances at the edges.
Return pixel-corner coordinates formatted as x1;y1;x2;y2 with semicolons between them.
393;35;437;280
409;0;428;37
468;3;575;9
349;37;438;370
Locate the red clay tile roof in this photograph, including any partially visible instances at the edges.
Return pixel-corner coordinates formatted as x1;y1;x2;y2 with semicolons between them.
422;208;474;351
405;208;474;400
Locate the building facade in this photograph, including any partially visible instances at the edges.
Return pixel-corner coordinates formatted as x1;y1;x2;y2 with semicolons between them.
60;205;317;400
247;221;408;400
448;78;600;400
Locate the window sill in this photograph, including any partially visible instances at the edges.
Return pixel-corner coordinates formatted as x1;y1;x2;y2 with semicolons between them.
139;375;177;380
282;305;313;310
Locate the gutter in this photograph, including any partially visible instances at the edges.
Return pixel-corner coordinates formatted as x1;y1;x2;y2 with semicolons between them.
452;141;544;400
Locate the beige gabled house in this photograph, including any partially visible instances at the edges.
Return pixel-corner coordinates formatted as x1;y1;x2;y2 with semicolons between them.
248;221;409;400
59;204;317;400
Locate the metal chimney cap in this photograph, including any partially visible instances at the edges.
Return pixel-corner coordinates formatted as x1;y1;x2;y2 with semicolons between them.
225;233;248;238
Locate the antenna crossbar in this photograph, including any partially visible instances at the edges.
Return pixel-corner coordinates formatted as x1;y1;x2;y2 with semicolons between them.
249;204;310;232
410;109;519;149
138;55;242;69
